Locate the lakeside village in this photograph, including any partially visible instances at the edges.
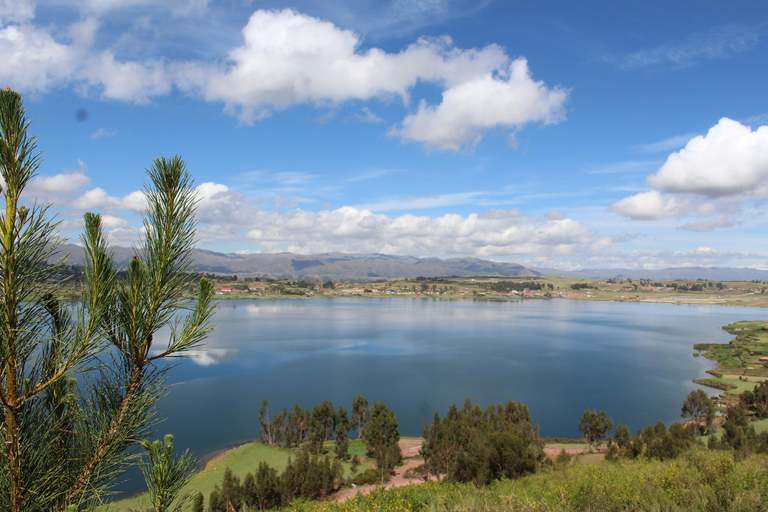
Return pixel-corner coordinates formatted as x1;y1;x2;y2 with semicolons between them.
202;273;768;307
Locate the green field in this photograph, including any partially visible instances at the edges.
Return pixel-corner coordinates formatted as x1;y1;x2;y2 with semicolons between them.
60;273;768;308
694;320;768;403
107;440;371;511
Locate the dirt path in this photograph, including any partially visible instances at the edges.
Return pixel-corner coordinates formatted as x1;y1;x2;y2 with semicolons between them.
333;439;437;503
542;446;590;457
333;442;593;502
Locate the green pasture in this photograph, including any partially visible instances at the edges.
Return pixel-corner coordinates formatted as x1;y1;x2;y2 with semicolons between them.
106;440;371;511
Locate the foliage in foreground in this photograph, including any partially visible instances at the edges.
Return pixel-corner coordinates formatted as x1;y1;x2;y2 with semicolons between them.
0;88;215;511
288;449;768;512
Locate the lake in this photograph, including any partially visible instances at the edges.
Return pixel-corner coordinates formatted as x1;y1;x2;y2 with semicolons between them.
152;298;764;459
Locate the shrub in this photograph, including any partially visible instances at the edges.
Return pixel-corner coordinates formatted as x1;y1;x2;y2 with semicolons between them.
352;469;381;486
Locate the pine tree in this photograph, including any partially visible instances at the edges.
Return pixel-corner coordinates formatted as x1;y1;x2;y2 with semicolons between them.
0;88;215;511
363;402;401;473
139;434;197;512
215;467;241;512
335;406;350;460
351;394;369;439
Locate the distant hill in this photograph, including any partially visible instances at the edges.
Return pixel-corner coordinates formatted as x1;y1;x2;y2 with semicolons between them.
531;266;768;282
52;245;538;281
51;245;768;282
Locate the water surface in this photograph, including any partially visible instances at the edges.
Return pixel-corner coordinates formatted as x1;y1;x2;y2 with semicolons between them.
155;298;763;457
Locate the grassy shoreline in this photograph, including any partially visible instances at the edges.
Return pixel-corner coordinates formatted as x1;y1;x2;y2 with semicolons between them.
693;320;768;404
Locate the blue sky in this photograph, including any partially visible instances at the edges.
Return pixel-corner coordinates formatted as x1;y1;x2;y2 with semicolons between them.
3;0;768;270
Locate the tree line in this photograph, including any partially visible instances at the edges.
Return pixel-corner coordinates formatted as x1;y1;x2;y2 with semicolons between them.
579;386;768;463
486;281;554;292
204;454;344;512
420;398;545;487
200;396;400;511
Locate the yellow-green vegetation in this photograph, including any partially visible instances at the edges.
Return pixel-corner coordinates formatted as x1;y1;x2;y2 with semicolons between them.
60;272;768;307
288;449;768;512
107;441;371;511
694;320;768;403
258;275;768;307
542;443;589;451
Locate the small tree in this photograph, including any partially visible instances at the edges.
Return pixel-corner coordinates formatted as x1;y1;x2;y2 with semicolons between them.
351;394;369;439
681;389;715;434
335;405;351;460
215;467;241;512
259;399;274;444
363;402;401;473
578;409;614;448
614;423;631;448
208;490;225;512
254;461;281;510
192;492;204;512
139;434;197;512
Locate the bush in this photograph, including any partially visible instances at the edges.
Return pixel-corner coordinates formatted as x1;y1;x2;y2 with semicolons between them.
352;469;382;486
421;398;544;486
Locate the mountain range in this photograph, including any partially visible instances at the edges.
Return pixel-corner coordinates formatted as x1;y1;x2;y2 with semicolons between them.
52;244;768;282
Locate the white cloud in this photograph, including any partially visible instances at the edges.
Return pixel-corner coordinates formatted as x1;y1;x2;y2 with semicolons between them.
390;58;567;151
79;51;171;103
647;118;768;199
68;16;99;48
69;187;147;213
2;6;564;149
356;192;487;211
544;210;565;220
70;187;120;210
104;225;144;246
609;190;691;220
120;190;147;213
480;208;523;219
100;214;130;228
194;182;255;225
345;169;396;182
679;215;738;232
89;127;116;139
585;160;661;175
0;0;35;25
175;9;564;150
611;24;760;70
612;118;768;230
0;14;170;103
181;9;512;117
633;133;698;154
0;23;78;92
353;106;383;124
742;113;768;129
241;206;610;261
24;166;91;198
82;0;209;16
594;247;762;270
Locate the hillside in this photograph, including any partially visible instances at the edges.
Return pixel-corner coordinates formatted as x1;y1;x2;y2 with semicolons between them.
52;245;538;281
51;245;768;282
531;266;768;281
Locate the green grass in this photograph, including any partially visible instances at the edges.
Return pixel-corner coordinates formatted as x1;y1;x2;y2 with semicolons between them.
753;418;768;435
106;441;371;511
288;449;768;512
706;377;756;394
692;320;768;401
544;443;589;451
